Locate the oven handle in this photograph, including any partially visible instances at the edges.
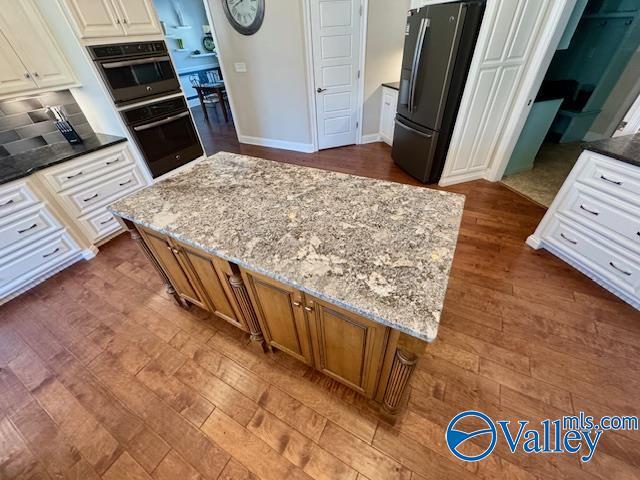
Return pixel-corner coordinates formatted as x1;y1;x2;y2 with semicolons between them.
102;55;171;69
133;111;190;131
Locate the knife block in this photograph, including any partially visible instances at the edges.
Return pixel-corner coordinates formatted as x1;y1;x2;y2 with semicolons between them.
55;121;83;145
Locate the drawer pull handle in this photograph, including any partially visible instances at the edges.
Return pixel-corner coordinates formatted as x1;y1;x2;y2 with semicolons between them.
600;175;622;186
66;171;83;179
106;158;121;166
99;217;115;225
609;262;632;276
292;301;302;307
43;247;60;258
0;199;15;207
579;205;599;216
560;233;577;245
17;223;38;234
304;305;314;312
83;193;99;202
119;179;132;187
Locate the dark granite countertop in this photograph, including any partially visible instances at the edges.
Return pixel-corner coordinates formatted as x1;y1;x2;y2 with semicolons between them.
382;82;400;91
584;134;640;168
0;133;127;185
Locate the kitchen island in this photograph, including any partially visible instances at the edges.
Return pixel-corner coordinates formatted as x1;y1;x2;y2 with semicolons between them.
109;152;464;418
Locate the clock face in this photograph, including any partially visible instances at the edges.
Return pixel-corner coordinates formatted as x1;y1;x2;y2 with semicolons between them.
222;0;264;35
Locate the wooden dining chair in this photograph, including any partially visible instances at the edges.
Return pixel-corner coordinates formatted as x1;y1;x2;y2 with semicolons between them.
189;74;223;120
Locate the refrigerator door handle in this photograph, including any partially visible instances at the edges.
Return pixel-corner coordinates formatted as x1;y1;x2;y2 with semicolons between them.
409;17;429;113
395;119;433;138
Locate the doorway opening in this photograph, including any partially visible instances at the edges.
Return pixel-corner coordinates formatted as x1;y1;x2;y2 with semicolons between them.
152;0;237;155
500;0;640;207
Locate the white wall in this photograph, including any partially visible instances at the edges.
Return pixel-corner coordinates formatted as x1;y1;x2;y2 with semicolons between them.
362;0;410;136
206;0;313;150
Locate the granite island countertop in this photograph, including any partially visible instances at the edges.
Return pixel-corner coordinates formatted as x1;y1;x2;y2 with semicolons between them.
584;133;640;168
0;133;127;185
109;152;465;341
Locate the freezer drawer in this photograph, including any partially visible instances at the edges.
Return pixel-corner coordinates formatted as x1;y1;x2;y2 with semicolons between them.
392;119;439;183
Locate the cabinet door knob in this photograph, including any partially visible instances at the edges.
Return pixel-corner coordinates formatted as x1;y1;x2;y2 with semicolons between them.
33;72;39;78
24;72;31;79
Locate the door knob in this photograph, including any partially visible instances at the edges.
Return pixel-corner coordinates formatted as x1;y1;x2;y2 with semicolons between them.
316;87;326;93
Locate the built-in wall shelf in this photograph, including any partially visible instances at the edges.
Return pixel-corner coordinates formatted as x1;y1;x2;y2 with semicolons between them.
174;48;189;52
190;53;216;58
173;25;192;30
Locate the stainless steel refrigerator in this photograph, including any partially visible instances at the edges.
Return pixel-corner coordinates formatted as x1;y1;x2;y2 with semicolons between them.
392;1;485;183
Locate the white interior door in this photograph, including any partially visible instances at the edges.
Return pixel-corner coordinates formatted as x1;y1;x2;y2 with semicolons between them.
310;0;362;150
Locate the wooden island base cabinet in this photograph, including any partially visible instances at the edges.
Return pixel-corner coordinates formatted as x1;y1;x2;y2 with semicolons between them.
123;219;426;421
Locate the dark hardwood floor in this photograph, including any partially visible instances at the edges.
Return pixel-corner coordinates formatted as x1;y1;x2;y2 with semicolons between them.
1;117;640;479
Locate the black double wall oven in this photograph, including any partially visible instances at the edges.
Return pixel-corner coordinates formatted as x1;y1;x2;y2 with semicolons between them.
90;41;203;178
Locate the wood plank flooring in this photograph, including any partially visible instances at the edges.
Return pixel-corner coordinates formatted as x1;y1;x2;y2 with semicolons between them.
2;122;640;479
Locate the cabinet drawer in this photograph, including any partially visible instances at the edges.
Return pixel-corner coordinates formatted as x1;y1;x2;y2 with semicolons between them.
0;233;77;289
62;166;144;217
544;216;640;295
0;181;39;219
578;151;640;207
560;186;640;253
78;208;122;243
42;146;131;192
0;205;62;254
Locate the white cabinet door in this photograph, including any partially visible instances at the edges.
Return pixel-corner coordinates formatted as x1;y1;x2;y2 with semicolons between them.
0;31;36;97
113;0;162;36
380;88;398;146
0;0;75;89
63;0;124;39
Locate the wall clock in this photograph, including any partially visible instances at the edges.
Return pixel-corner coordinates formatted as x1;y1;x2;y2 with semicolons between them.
222;0;265;36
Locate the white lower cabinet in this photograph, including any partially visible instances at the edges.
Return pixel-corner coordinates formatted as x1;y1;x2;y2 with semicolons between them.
528;150;640;309
38;142;146;245
0;178;82;304
1;141;148;304
380;86;399;146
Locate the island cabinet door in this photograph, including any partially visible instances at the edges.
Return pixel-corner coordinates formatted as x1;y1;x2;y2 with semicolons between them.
138;227;208;309
240;269;314;366
174;241;249;332
305;296;389;399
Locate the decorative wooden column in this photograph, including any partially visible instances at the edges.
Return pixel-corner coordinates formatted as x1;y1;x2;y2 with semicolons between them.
228;273;268;352
374;330;425;423
121;218;183;307
381;348;418;415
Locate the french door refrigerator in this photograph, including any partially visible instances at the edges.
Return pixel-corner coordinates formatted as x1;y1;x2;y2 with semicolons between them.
392;1;485;183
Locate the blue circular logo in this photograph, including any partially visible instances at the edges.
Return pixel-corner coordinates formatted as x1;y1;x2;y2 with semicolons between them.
446;410;497;462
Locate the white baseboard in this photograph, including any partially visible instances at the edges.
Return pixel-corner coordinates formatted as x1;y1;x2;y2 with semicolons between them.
360;133;382;144
237;135;316;153
438;169;487;187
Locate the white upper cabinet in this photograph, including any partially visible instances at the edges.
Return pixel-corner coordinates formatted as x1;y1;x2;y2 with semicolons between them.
64;0;162;39
0;31;37;96
0;0;76;98
112;0;162;36
64;0;125;38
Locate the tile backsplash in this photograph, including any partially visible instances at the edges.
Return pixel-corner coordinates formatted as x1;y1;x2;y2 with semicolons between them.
0;90;94;157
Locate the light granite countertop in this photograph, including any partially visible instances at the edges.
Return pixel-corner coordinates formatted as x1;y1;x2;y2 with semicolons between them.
109;152;465;342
